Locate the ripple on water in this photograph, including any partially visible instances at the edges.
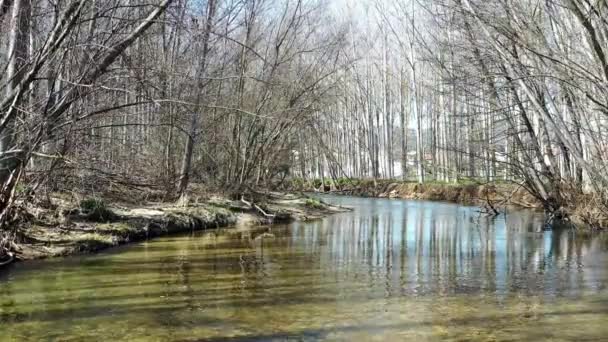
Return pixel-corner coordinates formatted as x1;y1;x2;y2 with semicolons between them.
0;195;607;341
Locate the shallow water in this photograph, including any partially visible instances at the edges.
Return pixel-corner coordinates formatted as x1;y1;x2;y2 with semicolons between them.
1;196;607;341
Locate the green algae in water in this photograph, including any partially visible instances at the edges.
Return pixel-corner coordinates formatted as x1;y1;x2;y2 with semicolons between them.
0;196;607;341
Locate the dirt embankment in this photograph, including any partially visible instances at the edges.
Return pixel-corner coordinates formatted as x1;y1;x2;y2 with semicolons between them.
328;180;608;230
302;180;542;208
7;193;349;263
370;182;539;207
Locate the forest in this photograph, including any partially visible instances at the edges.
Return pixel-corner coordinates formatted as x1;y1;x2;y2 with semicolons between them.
1;0;608;260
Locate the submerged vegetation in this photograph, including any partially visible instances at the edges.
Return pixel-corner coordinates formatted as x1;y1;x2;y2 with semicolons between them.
1;196;607;341
0;3;607;340
0;0;607;261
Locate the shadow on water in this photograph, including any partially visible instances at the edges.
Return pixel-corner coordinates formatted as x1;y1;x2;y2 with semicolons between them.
0;195;607;340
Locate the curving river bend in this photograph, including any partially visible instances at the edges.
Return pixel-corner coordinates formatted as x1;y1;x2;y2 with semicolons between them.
1;196;607;341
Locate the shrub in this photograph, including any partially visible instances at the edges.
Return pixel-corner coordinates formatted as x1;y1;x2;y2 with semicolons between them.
305;198;325;209
80;198;114;221
290;177;306;189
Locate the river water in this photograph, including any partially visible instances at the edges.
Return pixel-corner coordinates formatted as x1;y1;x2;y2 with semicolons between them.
1;196;607;341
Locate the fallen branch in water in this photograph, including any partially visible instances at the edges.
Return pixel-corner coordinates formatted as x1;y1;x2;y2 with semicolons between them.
241;196;275;218
482;187;500;216
253;204;275;218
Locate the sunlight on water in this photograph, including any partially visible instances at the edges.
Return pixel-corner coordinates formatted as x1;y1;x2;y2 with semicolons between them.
1;196;607;341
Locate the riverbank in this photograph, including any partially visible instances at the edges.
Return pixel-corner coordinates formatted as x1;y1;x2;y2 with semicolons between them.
291;179;541;208
4;192;349;263
292;178;608;230
2;195;606;341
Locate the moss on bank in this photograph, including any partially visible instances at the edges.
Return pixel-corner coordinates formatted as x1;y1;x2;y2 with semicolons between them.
10;193;349;262
305;198;325;209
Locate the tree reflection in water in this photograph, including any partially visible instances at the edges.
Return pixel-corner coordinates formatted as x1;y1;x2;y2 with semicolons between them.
0;196;607;341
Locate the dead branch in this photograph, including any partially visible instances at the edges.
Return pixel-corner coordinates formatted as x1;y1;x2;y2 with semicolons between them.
241;195;275;218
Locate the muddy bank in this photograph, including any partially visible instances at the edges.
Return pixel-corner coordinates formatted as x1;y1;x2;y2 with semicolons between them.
297;180;541;208
8;193;349;262
323;180;608;229
369;182;539;207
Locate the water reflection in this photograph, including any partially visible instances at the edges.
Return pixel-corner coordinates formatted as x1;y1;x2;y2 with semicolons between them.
0;196;607;341
295;197;608;298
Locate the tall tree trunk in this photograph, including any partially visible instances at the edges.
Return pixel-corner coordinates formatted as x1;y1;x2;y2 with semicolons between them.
0;0;31;184
400;66;408;181
178;0;216;196
410;0;424;184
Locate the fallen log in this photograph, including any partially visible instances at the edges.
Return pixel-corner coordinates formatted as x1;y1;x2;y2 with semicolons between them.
241;196;276;219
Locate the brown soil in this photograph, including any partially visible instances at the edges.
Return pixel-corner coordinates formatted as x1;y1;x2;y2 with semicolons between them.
310;180;606;230
8;193;349;262
324;180;541;208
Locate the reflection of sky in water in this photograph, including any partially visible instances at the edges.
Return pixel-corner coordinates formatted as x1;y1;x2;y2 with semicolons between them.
293;196;608;299
0;195;607;341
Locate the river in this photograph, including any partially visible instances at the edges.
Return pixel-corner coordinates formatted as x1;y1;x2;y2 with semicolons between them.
1;196;607;341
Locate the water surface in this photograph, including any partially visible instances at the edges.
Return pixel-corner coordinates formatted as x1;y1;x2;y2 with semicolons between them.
1;196;607;341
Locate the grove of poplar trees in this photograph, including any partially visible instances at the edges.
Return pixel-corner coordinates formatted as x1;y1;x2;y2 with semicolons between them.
300;0;608;226
0;0;607;257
